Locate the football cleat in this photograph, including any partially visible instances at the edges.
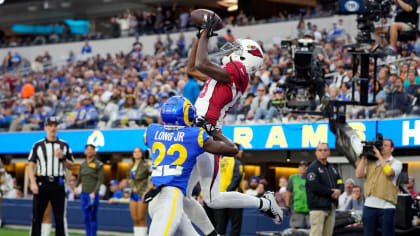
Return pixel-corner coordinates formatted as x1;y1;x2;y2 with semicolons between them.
260;191;283;224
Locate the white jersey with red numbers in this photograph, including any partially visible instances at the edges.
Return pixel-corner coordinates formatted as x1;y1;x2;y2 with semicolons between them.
195;61;249;128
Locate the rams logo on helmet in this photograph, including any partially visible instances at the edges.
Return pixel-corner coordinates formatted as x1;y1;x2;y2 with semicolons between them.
161;96;196;127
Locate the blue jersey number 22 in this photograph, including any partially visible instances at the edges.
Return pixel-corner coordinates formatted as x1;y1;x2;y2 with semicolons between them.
151;142;187;177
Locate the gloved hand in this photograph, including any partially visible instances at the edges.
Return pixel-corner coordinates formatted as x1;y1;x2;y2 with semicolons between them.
196;116;218;136
200;12;219;38
144;186;162;203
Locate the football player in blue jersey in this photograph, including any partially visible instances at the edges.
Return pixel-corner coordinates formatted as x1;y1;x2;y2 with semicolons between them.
144;96;239;236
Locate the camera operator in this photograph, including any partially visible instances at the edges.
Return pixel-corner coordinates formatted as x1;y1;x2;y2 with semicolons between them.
355;138;402;236
387;0;418;52
304;31;331;100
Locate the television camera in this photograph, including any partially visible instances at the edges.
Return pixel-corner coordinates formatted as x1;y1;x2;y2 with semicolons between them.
279;38;325;110
339;0;393;44
361;133;383;160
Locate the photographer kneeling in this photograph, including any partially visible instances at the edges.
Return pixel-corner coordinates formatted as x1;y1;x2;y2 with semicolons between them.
388;0;418;52
355;138;402;236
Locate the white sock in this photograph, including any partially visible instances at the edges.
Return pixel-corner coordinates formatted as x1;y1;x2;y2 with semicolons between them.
134;226;148;236
260;198;270;211
206;192;260;209
41;223;52;236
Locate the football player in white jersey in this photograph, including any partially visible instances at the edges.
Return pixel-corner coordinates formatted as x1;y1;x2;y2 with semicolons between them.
182;15;283;236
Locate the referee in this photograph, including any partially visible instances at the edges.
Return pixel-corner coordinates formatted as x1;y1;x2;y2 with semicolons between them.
28;117;74;236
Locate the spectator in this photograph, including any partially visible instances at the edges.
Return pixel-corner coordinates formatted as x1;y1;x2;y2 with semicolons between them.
405;71;420;96
183;75;200;105
297;19;306;38
356;138;402;236
387;0;418;53
22;103;48;131
405;176;418;198
338;178;354;210
245;176;259;196
345;185;364;211
67;175;80;201
224;29;236;42
110;17;121;38
410;87;420;114
312;24;322;43
275;176;288;207
130;42;143;61
70;96;98;129
337;82;352;102
332;61;349;90
179;10;190;30
247;85;270;121
236;93;254;122
106;180;123;202
384;78;411;117
0;158;5;226
256;183;266;197
285;161;310;229
306;143;344;236
265;88;286;122
81;40;92;55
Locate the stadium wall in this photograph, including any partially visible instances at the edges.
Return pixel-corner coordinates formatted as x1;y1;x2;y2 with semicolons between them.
0;15;357;63
0;118;418;154
1;198;289;235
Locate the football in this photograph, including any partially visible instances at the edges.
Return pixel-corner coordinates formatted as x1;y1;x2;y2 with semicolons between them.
190;9;224;31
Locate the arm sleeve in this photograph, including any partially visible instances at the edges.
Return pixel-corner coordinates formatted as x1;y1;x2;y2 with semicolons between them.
94;163;104;193
66;145;74;162
225;61;247;90
226;160;242;191
306;170;334;197
28;144;38;163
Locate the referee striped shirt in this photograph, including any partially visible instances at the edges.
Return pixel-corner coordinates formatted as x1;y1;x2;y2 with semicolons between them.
28;138;74;177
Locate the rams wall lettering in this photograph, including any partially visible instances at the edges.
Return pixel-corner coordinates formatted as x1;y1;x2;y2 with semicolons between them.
0;118;418;154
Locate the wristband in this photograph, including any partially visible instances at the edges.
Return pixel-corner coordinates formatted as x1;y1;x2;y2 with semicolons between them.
383;164;392;174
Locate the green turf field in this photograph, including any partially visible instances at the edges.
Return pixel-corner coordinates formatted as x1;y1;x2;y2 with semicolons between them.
0;228;84;236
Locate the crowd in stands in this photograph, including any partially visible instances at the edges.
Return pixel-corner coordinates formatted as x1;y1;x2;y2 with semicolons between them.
1;15;420;132
0;4;330;48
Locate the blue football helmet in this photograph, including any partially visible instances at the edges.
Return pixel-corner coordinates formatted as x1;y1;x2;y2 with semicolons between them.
161;96;196;127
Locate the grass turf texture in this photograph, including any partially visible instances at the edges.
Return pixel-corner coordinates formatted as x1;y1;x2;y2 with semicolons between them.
0;228;84;236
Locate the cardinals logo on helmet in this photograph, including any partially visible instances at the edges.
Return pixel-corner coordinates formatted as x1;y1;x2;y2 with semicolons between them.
247;45;263;58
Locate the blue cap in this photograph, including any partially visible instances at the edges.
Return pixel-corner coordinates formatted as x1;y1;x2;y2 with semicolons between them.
123;187;131;193
250;176;260;183
276;88;284;93
110;180;119;186
160;92;169;98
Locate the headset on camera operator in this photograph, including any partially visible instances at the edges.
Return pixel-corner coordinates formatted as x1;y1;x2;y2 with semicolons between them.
388;0;418;52
355;138;402;236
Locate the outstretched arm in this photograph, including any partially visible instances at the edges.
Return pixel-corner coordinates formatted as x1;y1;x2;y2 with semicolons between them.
196;29;231;83
186;38;209;81
203;132;238;156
